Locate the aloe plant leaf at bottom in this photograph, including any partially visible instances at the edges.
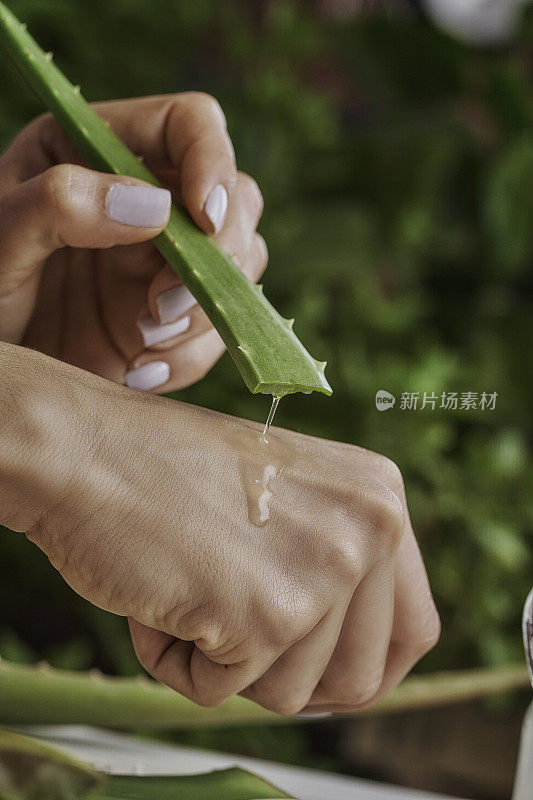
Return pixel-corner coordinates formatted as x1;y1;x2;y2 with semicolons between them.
0;728;102;800
95;769;291;800
0;728;293;800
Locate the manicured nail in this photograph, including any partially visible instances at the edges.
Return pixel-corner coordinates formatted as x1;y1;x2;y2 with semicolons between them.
137;314;190;347
293;712;332;720
125;361;170;391
204;184;228;233
106;184;171;227
156;284;197;325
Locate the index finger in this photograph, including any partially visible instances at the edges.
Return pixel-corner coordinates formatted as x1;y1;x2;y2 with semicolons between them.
97;93;237;233
2;93;237;234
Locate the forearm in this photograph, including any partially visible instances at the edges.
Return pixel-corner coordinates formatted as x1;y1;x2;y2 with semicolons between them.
0;342;89;532
0;339;206;551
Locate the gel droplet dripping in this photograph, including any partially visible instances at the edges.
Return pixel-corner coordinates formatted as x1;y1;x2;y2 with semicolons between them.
219;396;305;528
220;396;293;527
262;396;281;440
247;396;282;525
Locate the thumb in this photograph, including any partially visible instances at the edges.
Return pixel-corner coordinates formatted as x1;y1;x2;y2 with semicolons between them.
0;164;171;343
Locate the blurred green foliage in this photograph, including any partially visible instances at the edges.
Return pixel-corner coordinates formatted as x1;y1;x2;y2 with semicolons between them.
0;0;531;753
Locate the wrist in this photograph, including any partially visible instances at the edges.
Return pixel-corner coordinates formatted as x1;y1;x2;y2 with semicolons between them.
0;343;91;532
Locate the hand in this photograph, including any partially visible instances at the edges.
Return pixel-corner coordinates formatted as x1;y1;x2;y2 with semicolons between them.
0;93;266;391
9;348;439;715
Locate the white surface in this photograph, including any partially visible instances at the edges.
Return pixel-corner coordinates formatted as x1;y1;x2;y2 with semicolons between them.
15;724;463;800
512;702;533;800
513;592;533;799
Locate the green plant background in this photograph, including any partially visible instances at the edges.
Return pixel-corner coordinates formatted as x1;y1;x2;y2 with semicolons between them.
0;0;531;775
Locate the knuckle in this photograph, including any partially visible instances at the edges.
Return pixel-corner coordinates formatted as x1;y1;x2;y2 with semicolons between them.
177;610;224;651
191;689;228;709
324;675;383;709
182;91;226;126
40;163;77;216
262;693;309;717
238;172;264;217
183;361;211;389
134;644;157;675
367;482;405;554
27;522;74;578
413;606;441;658
190;355;219;386
348;678;383;708
324;535;362;584
261;585;319;648
377;455;405;495
162;598;227;646
398;604;441;669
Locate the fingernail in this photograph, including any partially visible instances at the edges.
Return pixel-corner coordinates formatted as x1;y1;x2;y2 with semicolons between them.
106;184;171;228
137;314;190;347
156;284;197;325
125;361;170;391
204;184;228;233
293;712;332;720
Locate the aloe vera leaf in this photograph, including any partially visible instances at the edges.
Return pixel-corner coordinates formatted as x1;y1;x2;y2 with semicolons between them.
0;730;293;800
96;768;292;800
0;2;331;398
0;728;102;800
0;659;529;729
0;660;279;729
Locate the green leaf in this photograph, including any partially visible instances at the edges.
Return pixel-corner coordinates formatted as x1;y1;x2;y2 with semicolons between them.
0;659;529;729
0;729;293;800
0;728;101;800
94;768;291;800
0;1;331;398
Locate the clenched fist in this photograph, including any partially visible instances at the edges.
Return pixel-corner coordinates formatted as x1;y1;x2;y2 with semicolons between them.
1;344;440;715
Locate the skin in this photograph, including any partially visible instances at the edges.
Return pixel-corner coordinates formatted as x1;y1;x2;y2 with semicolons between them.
0;93;440;714
0;93;266;385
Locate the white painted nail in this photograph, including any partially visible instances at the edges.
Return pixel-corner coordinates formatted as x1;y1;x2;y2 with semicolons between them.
293;712;332;720
156;284;197;325
137;314;190;347
125;361;170;391
204;184;228;233
106;184;171;227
